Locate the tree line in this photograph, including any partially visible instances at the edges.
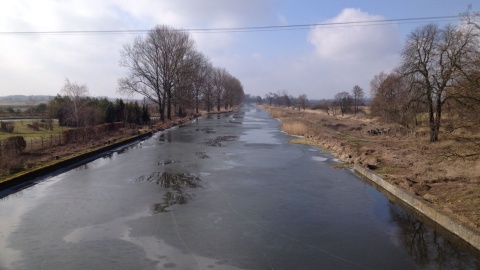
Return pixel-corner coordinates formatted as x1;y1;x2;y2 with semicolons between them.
261;91;309;110
259;86;364;117
38;25;245;128
50;95;149;128
370;10;480;142
118;25;245;121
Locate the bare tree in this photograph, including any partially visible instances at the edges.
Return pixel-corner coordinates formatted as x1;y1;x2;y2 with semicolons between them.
297;94;308;110
173;49;205;117
315;99;331;115
223;75;243;110
334;91;353;116
61;79;89;127
399;23;478;142
352;85;364;115
265;92;274;106
118;25;195;121
462;5;480;31
370;72;420;127
212;67;227;111
202;72;215;113
191;53;212;114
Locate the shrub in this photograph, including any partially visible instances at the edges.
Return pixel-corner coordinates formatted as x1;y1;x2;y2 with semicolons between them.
0;121;15;133
2;136;27;154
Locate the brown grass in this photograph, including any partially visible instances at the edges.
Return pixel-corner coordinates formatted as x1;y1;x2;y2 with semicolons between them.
281;120;309;136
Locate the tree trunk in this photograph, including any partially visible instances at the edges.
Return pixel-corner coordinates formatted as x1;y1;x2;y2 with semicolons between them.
161;92;166;122
167;97;172;120
195;95;199;114
430;94;443;142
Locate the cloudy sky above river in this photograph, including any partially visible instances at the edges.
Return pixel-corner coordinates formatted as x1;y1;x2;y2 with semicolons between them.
0;0;474;99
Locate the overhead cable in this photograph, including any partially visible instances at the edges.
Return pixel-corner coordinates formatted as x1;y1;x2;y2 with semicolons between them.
0;15;462;35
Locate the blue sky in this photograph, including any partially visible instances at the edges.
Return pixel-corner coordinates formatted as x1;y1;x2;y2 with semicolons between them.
0;0;475;100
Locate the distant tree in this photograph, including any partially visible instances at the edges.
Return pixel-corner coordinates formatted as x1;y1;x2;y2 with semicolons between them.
334;91;353;116
352;85;364;115
212;67;226;111
190;53;211;114
298;94;308;110
265;92;274;106
60;79;89;127
315;99;331;115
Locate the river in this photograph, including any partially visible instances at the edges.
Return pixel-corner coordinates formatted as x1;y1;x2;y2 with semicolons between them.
0;104;478;269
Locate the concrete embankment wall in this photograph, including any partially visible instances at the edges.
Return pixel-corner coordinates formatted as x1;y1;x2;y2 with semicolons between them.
354;164;480;252
0;132;153;191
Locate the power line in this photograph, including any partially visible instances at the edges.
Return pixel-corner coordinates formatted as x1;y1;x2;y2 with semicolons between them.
0;15;462;35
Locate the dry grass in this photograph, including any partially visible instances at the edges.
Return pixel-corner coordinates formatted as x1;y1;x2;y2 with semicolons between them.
281;120;309;136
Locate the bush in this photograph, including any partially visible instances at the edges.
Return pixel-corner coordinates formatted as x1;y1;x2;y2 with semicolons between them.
2;136;27;154
0;121;15;133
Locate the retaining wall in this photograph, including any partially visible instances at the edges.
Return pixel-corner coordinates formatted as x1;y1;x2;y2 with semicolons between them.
354;164;480;252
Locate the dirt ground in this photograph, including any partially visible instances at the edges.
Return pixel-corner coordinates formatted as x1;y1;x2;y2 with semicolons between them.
265;106;480;234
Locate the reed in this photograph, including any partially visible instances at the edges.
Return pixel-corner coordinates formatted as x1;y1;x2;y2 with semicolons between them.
281;120;309;136
269;109;284;119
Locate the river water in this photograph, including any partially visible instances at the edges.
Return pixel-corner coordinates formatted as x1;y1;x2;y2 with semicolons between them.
0;105;478;270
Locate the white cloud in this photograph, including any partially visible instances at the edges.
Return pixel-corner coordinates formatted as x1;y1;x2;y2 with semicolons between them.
308;8;400;62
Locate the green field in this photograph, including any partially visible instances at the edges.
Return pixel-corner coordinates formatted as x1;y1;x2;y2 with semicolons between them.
0;119;68;139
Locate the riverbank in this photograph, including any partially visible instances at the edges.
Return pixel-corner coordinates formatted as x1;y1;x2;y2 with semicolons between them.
264;105;480;236
0;113;205;188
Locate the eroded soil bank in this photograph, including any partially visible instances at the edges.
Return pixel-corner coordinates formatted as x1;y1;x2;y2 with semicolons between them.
264;105;480;235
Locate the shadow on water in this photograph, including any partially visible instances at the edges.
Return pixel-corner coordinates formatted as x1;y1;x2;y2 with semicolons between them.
135;172;201;213
389;203;480;268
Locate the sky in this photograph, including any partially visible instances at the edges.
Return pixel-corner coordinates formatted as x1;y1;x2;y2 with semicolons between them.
0;0;475;100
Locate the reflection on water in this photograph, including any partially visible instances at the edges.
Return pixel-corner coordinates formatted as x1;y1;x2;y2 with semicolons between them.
389;204;480;268
135;172;201;213
203;136;238;147
157;132;172;143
